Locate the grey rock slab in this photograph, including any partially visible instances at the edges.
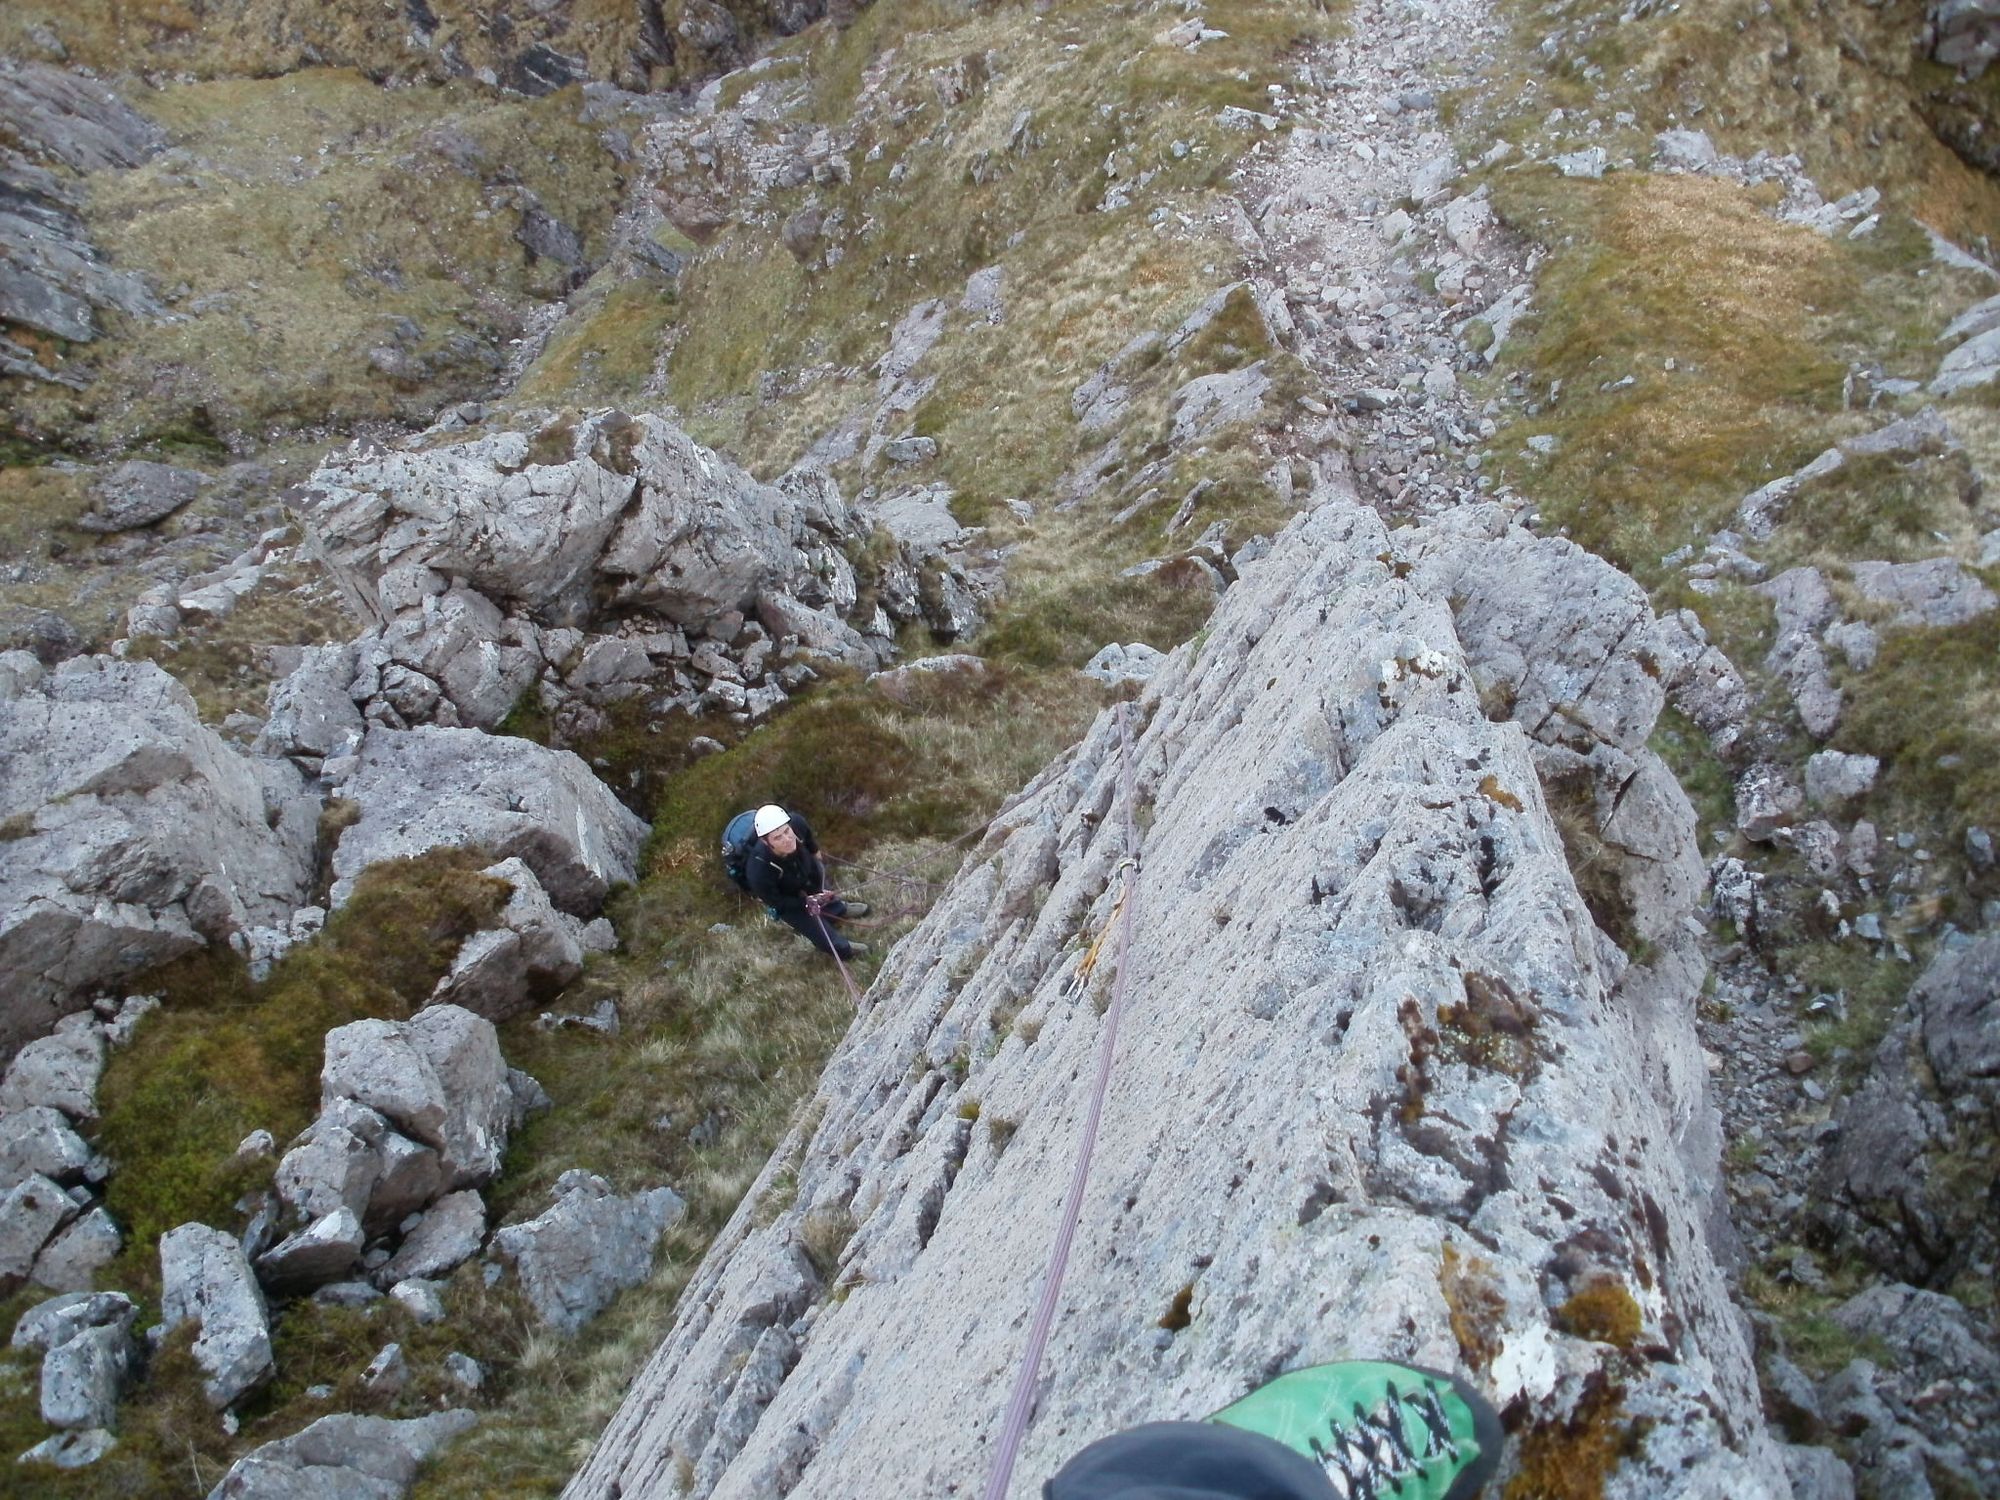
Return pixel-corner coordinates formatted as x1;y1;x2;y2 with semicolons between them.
18;1427;116;1469
1850;558;1997;628
299;410;852;634
1940;292;2000;345
1169;363;1272;444
1782;1443;1855;1500
0;66;164;174
32;1207;120;1292
41;1321;130;1429
1656;128;1720;171
0;658;318;1055
321;1006;513;1191
1080;642;1167;686
430;859;585;1022
0;1026;103;1120
1553;145;1611;177
329;725;646;916
255;644;364;763
1804;751;1879;807
204;1410;477;1500
567;490;1784;1500
0;1173;78;1288
75;461;207;534
377;1189;486;1286
11;1290;135;1354
159;1222;272;1408
1932;324;2000;396
1914;931;2000;1096
0;1104;93;1188
256;1208;365;1294
489;1171;685;1335
1830;1283;2000;1381
869;486;964;552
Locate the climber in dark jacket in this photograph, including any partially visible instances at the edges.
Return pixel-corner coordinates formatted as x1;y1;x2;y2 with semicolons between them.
743;804;870;960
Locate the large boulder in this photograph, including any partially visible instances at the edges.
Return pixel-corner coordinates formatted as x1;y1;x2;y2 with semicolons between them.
488;1171;685;1334
291;410;989;734
158;1223;273;1408
255;1208;366;1294
429;858;588;1020
377;1189;487;1286
0;657;319;1057
0;1020;104;1120
206;1410;477;1500
328;726;647;916
0;1105;95;1190
320;1006;515;1192
1819;932;2000;1281
298;409;859;639
254;643;365;766
0;1173;79;1292
274;1097;444;1239
567;491;1782;1500
32;1207;121;1292
40;1321;132;1430
15;1292;139;1434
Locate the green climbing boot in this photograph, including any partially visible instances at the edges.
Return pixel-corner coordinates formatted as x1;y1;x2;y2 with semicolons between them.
1208;1360;1502;1500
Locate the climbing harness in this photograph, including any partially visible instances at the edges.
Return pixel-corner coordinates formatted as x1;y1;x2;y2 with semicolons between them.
981;701;1144;1500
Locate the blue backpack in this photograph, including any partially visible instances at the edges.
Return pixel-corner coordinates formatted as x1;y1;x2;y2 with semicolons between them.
721;809;759;891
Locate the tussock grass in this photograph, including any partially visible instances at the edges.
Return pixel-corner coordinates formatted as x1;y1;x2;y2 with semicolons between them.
517;280;682;407
403;666;1098;1495
1838;606;2000;874
1488;172;1855;579
1495;0;2000;244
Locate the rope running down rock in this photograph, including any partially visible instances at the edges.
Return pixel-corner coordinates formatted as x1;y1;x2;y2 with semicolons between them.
981;700;1145;1500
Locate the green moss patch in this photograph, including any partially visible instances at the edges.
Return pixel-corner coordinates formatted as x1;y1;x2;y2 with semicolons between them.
1838;606;2000;883
97;851;513;1272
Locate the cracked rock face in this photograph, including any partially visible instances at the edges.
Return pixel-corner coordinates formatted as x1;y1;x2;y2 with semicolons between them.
0;656;319;1057
567;490;1782;1500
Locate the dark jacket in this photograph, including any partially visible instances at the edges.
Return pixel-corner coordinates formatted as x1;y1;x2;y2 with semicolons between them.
743;809;826;923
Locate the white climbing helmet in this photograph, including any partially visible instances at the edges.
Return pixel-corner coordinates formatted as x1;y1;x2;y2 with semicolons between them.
753;804;791;837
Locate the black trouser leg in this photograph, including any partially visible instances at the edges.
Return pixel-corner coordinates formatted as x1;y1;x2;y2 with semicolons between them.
773;904;851;958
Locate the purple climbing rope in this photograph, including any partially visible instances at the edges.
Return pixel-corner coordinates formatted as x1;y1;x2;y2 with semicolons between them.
808;898;867;1007
981;701;1143;1500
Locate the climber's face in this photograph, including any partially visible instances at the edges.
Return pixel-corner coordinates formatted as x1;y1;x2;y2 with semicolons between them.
764;824;799;857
